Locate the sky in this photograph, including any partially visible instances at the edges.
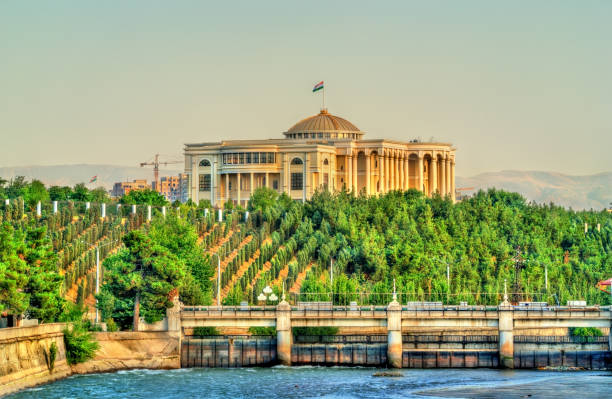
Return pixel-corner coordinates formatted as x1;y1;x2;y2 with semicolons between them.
1;1;610;177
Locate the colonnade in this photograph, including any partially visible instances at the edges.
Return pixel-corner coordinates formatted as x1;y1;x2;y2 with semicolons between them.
343;149;455;200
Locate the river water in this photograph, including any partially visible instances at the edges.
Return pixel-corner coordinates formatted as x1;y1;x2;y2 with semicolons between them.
7;367;612;399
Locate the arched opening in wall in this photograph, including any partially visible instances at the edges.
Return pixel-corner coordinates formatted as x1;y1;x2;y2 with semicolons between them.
323;159;329;165
199;159;211;167
291;157;303;165
357;151;366;193
408;153;418;189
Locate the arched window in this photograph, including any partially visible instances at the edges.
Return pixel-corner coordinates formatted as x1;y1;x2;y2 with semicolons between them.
291;158;303;165
199;159;211;167
323;159;329;165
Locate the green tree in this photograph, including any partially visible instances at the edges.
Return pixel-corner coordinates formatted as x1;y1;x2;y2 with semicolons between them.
71;183;92;202
23;179;49;208
98;230;186;330
0;223;29;316
120;189;168;206
89;187;110;203
48;186;73;201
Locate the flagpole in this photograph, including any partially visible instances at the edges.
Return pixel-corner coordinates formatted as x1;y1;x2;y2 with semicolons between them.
323;85;325;110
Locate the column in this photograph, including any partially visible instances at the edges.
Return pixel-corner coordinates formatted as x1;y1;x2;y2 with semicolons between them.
378;154;385;193
445;158;451;198
352;154;358;193
276;299;292;366
282;154;289;193
417;154;424;193
237;173;241;206
403;156;409;190
387;296;402;368
250;172;254;197
440;156;447;195
389;155;395;191
431;157;438;194
265;172;270;189
365;153;371;196
451;160;456;202
211;162;215;205
397;154;403;190
498;302;514;368
303;153;308;202
385;153;390;191
225;174;229;204
192;157;199;203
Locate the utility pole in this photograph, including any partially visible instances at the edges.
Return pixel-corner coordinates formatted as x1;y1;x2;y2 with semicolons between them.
96;247;100;323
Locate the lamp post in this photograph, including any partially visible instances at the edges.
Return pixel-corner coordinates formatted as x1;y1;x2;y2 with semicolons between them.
258;286;278;306
79;239;119;324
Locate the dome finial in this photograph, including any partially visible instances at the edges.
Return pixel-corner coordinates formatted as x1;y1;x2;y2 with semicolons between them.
320;108;329;114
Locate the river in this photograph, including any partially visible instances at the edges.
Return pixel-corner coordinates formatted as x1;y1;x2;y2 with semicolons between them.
7;367;612;399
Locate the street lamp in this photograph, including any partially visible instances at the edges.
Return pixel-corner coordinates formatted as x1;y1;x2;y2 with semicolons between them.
258;286;278;305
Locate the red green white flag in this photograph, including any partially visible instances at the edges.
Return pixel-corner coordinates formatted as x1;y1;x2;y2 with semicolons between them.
312;81;324;92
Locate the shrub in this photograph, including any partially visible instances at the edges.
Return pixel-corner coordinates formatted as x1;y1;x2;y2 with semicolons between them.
193;326;220;336
248;326;276;336
63;324;99;365
569;327;603;337
47;341;58;372
105;317;118;332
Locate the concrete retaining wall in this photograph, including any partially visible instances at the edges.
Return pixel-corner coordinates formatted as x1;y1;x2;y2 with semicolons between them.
181;337;276;367
0;323;71;397
71;331;181;374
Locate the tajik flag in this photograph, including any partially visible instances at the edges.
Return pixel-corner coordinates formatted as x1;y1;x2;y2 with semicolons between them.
89;176;97;183
312;81;324;92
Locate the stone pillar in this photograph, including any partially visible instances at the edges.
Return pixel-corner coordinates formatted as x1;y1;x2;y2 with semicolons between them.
191;157;198;203
276;300;292;365
365;153;371;196
385;153;390;191
53;201;58;214
225;174;230;203
445;158;451;198
352;154;358;193
265;172;269;188
211;162;216;205
498;302;514;368
237;173;242;207
250;173;254;197
440;157;447;196
431;158;438;194
417;154;424;193
404;154;410;190
303;153;308;202
101;203;106;218
378;154;385;193
387;296;402;368
147;205;151;221
389;155;395;191
451;160;456;202
167;295;181;332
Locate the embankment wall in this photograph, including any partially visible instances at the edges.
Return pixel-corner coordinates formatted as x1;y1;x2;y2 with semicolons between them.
0;323;71;397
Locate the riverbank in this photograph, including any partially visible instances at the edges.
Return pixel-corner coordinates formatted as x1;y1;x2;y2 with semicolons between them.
0;328;180;397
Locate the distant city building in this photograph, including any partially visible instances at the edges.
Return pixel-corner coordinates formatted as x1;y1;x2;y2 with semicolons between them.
111;179;150;197
153;174;189;203
184;108;456;207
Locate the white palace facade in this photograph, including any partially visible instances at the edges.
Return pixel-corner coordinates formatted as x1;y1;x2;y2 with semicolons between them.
184;109;456;207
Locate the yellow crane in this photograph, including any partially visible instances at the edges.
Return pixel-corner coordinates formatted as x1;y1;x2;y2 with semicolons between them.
140;154;181;192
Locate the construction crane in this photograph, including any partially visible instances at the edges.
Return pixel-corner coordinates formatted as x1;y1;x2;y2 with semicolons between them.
140;154;182;192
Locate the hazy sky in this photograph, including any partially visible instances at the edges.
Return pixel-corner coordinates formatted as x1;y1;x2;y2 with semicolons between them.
1;1;610;176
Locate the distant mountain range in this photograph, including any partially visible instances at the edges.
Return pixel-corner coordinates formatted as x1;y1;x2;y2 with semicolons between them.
456;170;611;211
0;165;609;210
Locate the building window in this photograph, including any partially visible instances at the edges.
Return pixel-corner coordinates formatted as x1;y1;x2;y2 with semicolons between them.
199;174;211;191
323;159;329;165
273;180;278;190
323;173;329;187
291;157;303;165
199;159;211;167
291;173;303;190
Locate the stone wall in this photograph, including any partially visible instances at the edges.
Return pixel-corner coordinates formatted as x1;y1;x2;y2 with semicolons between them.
0;323;71;397
70;331;180;374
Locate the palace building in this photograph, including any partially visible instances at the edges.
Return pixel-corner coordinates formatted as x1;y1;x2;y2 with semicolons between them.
184;108;456;207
